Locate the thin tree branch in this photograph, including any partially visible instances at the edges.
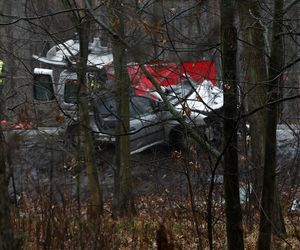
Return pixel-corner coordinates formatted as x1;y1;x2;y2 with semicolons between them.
241;94;300;119
284;0;300;14
0;8;86;26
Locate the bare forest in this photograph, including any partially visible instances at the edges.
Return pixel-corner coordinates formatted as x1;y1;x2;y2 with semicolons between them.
0;0;299;249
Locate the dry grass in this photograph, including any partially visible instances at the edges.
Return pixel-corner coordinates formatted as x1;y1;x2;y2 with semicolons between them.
10;192;300;250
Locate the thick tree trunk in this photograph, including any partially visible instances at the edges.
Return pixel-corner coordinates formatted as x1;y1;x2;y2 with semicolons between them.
238;0;267;197
0;0;16;244
0;127;15;249
258;0;285;249
221;1;244;249
108;1;135;217
239;1;286;237
273;187;286;237
76;8;103;215
238;1;268;231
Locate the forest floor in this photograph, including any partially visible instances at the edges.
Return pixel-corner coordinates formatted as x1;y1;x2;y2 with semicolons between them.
6;124;299;201
5;125;300;249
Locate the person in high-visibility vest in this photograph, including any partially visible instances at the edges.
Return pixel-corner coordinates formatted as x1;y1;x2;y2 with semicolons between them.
0;60;4;120
0;60;4;94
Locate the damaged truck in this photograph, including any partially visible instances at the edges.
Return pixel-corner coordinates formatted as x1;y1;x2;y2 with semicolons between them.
32;37;223;154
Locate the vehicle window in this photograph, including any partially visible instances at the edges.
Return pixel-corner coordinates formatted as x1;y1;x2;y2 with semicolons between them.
96;98;117;116
94;95;155;118
33;74;54;101
130;96;154;117
64;79;78;103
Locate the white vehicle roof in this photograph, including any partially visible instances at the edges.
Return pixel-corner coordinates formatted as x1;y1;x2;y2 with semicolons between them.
33;37;113;69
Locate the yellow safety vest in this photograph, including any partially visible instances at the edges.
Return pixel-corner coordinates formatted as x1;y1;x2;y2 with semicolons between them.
0;60;4;85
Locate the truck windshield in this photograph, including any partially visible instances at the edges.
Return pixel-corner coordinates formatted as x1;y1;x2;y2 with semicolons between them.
33;74;54;101
95;94;155;118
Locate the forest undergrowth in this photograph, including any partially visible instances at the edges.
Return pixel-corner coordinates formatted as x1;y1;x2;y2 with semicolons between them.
11;190;300;249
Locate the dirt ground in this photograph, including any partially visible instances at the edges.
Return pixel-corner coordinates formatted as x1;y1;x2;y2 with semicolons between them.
6;125;300;205
8;131;200;202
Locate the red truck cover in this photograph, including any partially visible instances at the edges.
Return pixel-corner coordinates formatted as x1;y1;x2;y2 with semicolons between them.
106;61;216;96
127;61;216;95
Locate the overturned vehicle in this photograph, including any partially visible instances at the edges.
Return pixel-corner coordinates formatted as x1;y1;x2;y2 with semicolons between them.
33;38;223;154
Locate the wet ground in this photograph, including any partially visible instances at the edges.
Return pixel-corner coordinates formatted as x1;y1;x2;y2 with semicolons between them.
6;128;197;201
5;125;300;203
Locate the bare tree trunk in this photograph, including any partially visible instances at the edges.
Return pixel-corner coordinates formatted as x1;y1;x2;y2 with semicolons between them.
0;1;16;245
108;1;135;217
273;187;286;237
221;1;244;249
238;0;268;197
239;1;287;238
78;23;103;216
238;0;268;231
0;123;15;249
69;0;104;215
258;0;284;249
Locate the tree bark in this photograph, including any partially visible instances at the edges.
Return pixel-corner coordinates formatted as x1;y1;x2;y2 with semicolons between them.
238;0;267;198
221;1;244;249
258;0;284;249
0;119;15;250
75;1;103;215
108;1;135;217
0;1;16;245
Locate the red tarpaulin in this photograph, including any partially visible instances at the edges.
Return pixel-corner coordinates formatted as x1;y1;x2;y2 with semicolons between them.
106;61;217;96
127;61;216;96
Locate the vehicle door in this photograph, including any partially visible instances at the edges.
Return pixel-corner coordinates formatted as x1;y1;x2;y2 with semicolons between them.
129;96;165;153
